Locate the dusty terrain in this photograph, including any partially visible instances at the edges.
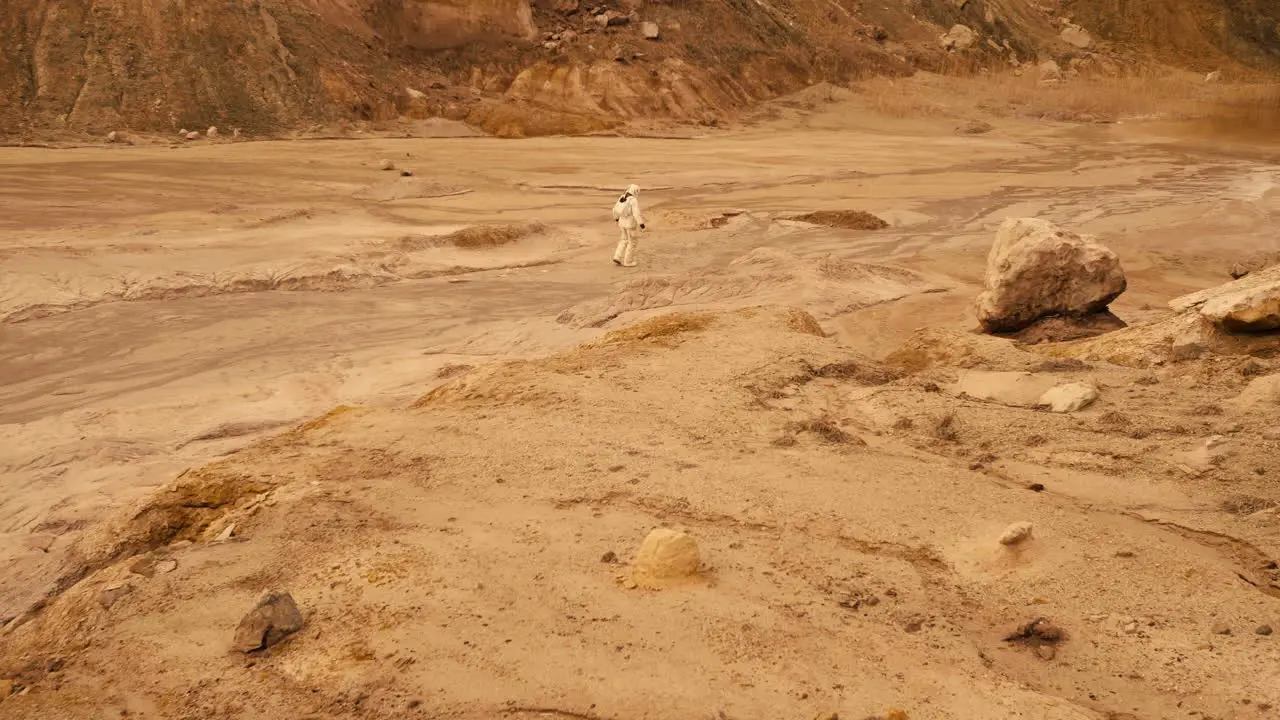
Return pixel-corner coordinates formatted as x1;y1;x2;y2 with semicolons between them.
2;87;1280;719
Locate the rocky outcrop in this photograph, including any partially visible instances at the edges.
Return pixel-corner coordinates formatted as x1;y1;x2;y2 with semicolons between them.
975;218;1127;334
940;25;977;51
1171;264;1280;332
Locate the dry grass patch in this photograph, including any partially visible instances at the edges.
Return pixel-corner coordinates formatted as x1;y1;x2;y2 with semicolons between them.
597;313;715;344
790;210;889;230
785;417;864;445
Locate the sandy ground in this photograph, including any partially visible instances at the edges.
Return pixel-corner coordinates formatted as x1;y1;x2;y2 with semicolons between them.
1;94;1279;719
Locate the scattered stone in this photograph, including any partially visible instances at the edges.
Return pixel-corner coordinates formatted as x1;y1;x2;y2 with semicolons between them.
1257;624;1273;636
1205;70;1223;83
1212;622;1232;635
601;550;618;564
1115;550;1135;558
400;169;414;177
640;21;660;40
1038;383;1099;413
178;128;188;135
625;528;700;588
1060;25;1093;49
1028;483;1045;492
185;131;201;140
1005;618;1063;644
1036;644;1057;660
1038;60;1063;82
233;591;305;652
940;24;976;51
999;521;1034;546
812;712;838;720
885;709;909;720
157;559;179;574
129;556;158;577
215;523;237;542
1228;251;1280;280
975;218;1126;333
903;617;924;633
24;533;56;552
206;126;219;138
106;131;118;143
100;582;134;609
379;159;396;171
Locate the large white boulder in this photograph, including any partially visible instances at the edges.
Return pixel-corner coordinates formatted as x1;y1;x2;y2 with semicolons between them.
975;218;1127;333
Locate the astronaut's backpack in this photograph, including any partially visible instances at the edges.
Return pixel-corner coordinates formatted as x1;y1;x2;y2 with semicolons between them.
612;193;631;221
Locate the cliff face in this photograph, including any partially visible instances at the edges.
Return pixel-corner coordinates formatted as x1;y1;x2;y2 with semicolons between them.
0;0;1276;140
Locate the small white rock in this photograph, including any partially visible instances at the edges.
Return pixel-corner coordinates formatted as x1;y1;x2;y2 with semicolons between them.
207;126;219;138
999;521;1034;546
1038;383;1099;413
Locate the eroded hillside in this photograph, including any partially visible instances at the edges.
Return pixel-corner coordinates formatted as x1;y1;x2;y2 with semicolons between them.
2;0;1278;141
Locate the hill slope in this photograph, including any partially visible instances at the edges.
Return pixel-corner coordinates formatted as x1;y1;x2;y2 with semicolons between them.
2;0;1278;140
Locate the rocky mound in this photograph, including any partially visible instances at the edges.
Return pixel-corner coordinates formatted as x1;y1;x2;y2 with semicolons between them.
3;305;1278;719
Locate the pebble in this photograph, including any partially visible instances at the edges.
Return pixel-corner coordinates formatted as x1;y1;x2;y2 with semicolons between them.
206;126;219;138
1036;644;1056;660
1028;483;1045;492
379;159;395;171
999;521;1034;546
600;551;618;564
1212;622;1232;635
99;582;134;609
232;591;304;652
24;534;56;552
1257;624;1273;636
157;559;179;574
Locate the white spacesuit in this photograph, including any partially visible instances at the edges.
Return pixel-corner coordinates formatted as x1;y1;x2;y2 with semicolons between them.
611;184;645;267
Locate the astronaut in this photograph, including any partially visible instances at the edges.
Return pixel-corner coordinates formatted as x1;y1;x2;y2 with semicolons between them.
611;184;646;267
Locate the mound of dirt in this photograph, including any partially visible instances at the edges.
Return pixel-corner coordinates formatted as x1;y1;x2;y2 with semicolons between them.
5;305;1279;719
789;210;890;230
556;247;948;329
